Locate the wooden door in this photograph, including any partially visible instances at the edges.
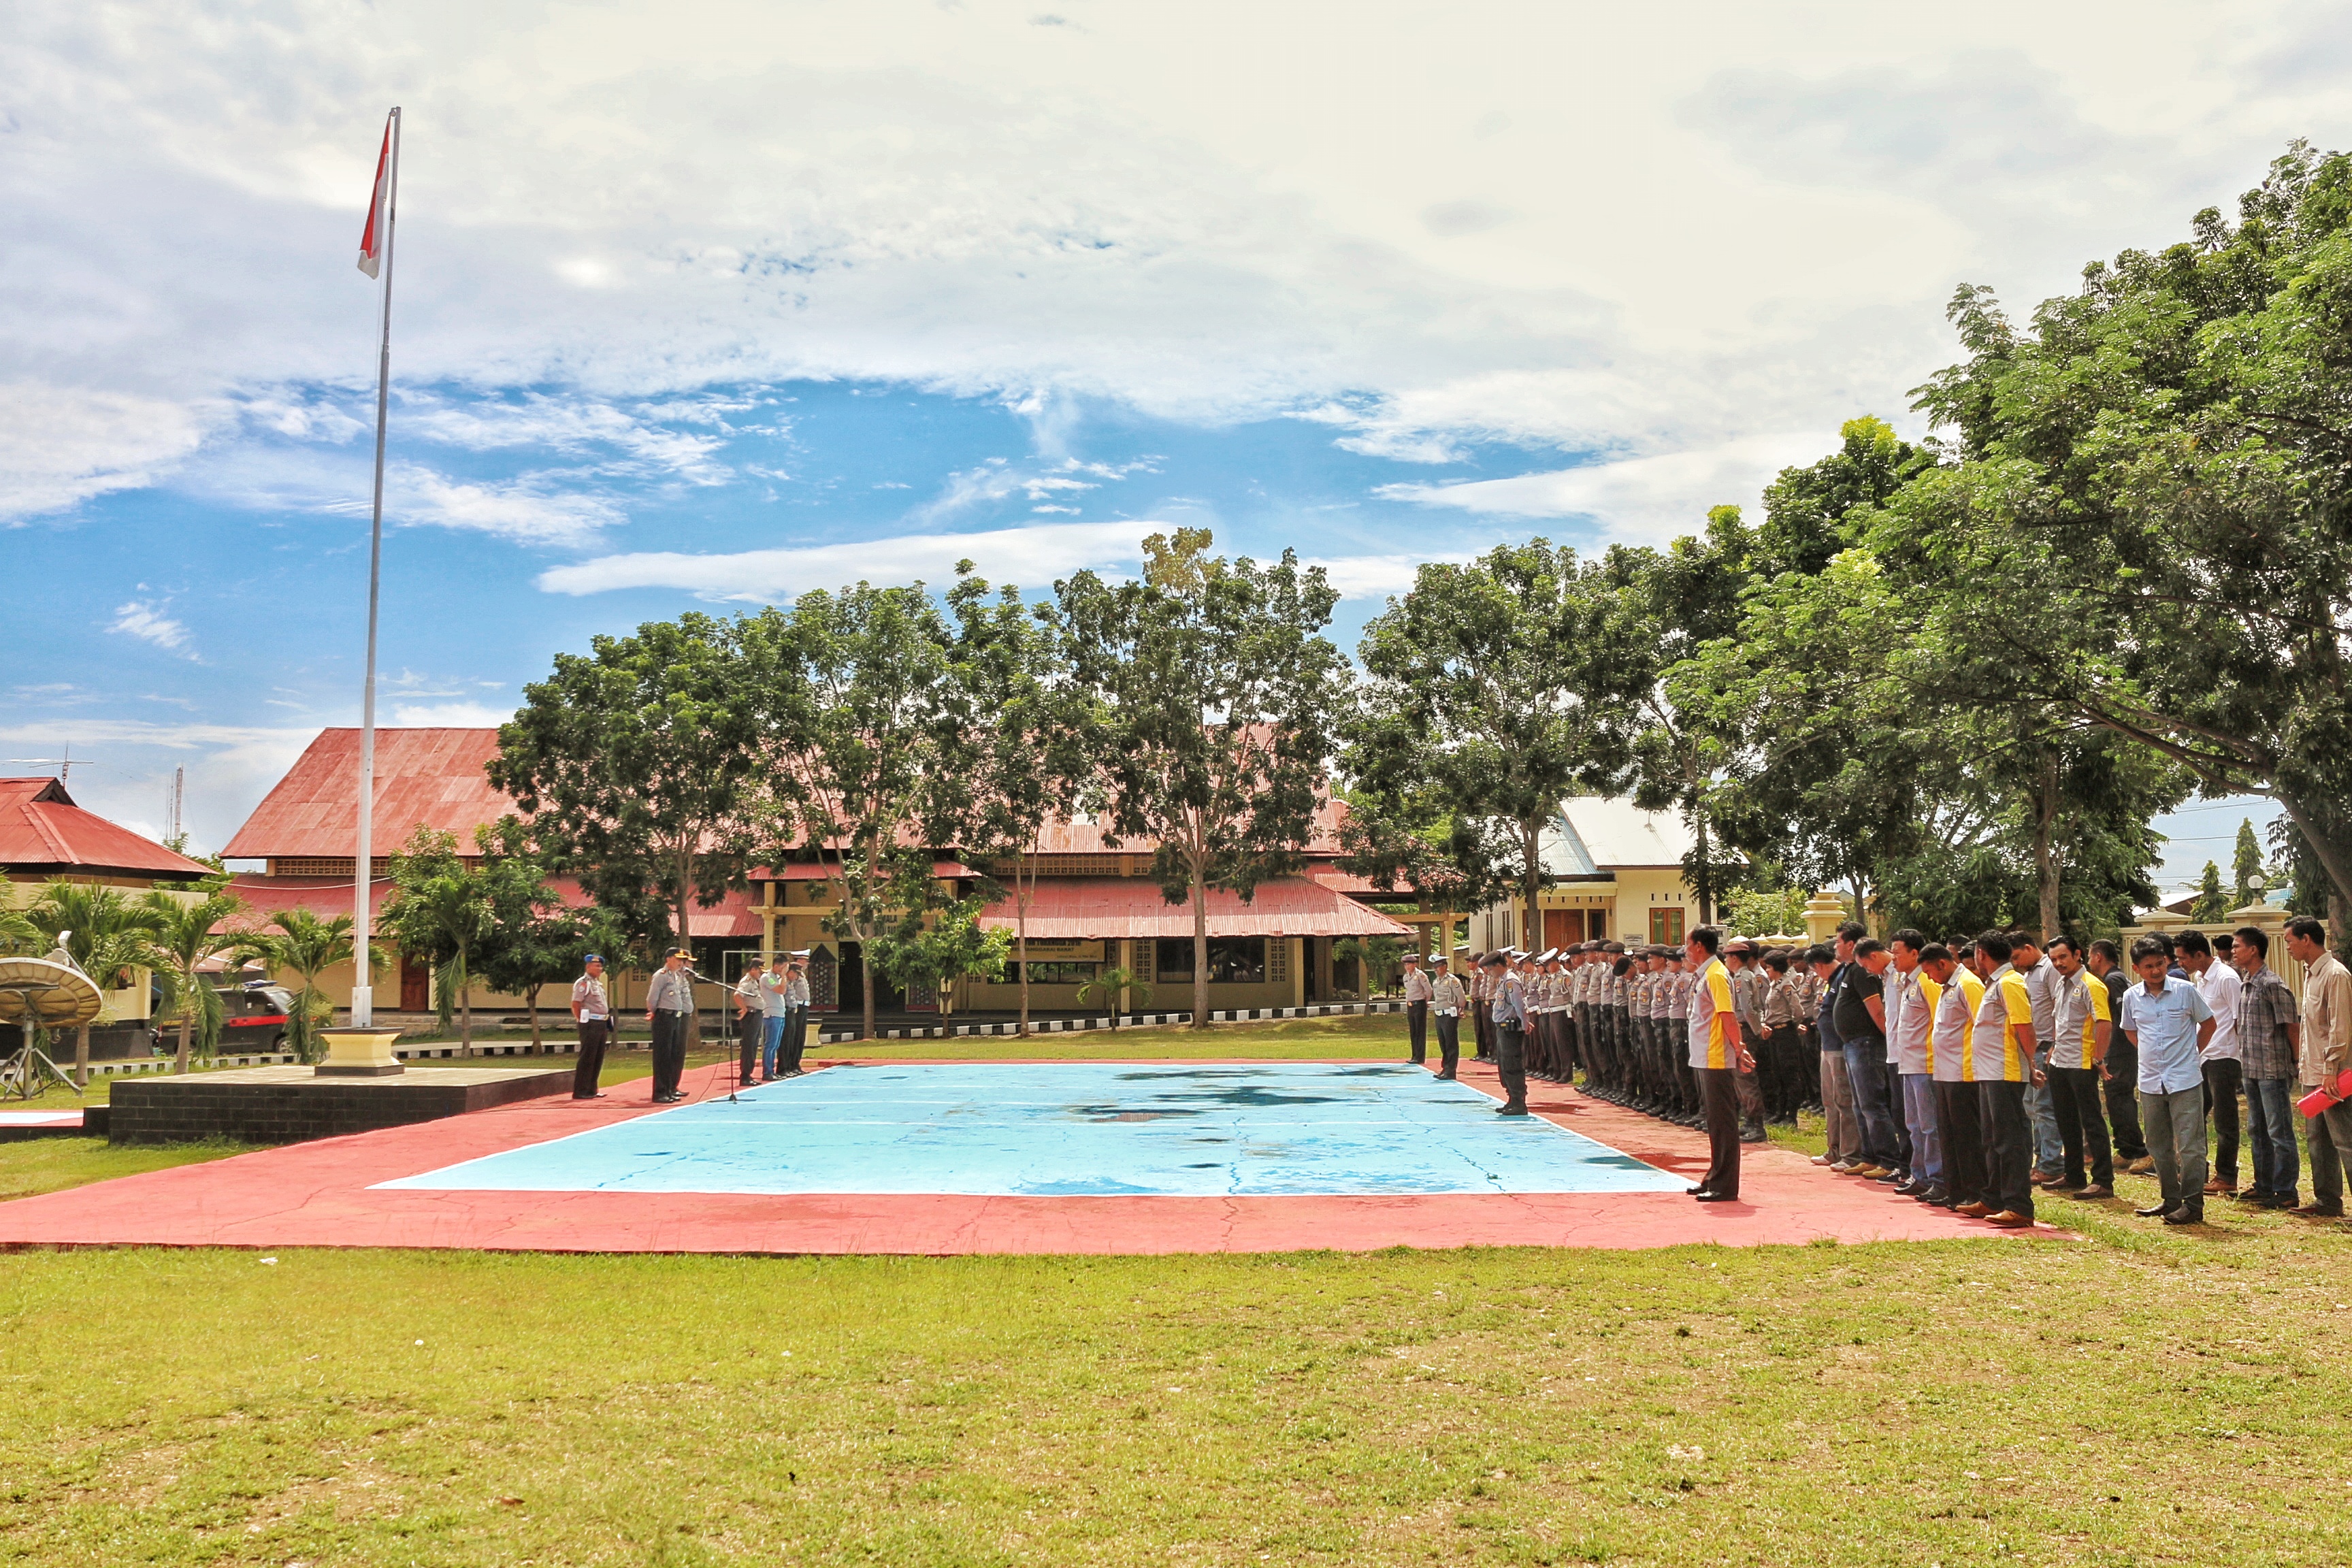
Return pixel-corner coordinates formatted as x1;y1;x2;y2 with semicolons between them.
399;953;431;1012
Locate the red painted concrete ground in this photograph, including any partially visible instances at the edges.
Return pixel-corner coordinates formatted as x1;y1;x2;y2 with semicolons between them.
0;1058;2055;1255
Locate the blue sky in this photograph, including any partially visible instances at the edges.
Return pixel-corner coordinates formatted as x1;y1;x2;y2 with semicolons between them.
6;0;2339;885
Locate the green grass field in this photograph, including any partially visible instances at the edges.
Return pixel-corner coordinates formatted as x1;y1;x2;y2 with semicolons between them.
4;1015;2349;1565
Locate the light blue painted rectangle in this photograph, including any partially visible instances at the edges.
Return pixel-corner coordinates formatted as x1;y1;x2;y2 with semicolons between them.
377;1061;1682;1197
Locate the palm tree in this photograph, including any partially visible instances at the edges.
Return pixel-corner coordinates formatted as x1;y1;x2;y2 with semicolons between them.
0;904;40;958
382;873;493;1056
254;909;374;1064
143;887;251;1074
1074;965;1152;1030
26;880;169;1085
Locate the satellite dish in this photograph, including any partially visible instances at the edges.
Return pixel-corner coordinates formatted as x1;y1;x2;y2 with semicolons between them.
0;957;104;1030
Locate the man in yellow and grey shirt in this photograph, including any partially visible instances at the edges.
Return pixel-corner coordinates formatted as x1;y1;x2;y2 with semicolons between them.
1684;925;1750;1202
2045;935;2115;1198
1921;941;1983;1213
1969;930;2042;1227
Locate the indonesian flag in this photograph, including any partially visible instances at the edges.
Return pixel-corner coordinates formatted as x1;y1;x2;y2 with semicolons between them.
357;114;393;278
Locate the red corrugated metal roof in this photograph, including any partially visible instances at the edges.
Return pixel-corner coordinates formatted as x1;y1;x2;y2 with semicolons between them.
0;777;211;880
212;875;598;932
1306;866;1386;896
685;888;762;938
979;877;1409;940
1021;796;1351;856
221;729;518;860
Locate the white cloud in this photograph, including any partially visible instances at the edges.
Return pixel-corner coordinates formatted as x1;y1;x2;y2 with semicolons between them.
388;701;516;727
0;383;206;521
402;393;732;484
1377;435;1831;544
1301;552;1475;601
8;1;2352;530
394;466;625;546
537;519;1160;600
108;600;195;655
0;719;321;858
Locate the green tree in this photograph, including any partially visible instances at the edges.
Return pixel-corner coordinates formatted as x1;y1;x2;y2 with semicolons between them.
1330;783;1512;964
381;829;495;1055
1059;529;1348;1028
472;819;627;1051
488;612;758;969
26;881;168;1085
1596;505;1760;924
738;581;966;1042
2233;818;2266;909
865;885;1012;1023
2190;861;2229;924
1891;142;2352;928
1354;540;1627;961
1722;885;1809;938
939;567;1094;1037
142;885;251;1073
251;908;372;1064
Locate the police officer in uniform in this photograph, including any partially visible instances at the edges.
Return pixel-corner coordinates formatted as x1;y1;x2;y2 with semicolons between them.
644;947;697;1102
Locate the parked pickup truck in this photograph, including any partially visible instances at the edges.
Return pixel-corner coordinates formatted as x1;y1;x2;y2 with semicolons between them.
214;983;297;1052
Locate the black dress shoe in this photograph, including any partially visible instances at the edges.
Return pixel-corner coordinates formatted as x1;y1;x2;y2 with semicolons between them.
1693;1190;1739;1203
2134;1203;2171;1218
1687;1185;1712;1196
2163;1207;2202;1226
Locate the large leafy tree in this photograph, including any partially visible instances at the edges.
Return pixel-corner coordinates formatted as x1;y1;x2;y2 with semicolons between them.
1884;141;2352;927
940;567;1094;1036
1355;540;1628;953
1594;506;1759;924
1058;529;1347;1028
738;581;966;1042
488;613;759;961
472;819;627;1052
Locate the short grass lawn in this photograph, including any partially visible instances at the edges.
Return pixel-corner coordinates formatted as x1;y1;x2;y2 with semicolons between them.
3;1224;2349;1566
7;1020;2345;1566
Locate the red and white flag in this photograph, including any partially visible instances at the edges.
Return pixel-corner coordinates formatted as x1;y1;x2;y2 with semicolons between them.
357;114;394;278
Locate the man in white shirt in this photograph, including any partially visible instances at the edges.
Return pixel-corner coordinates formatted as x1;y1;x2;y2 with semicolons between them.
568;953;611;1100
1402;952;1433;1066
1428;961;1467;1081
732;955;768;1088
2176;930;2242;1198
1882;929;1942;1203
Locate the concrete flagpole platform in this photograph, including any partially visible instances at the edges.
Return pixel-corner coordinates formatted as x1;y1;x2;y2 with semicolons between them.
0;1057;2059;1256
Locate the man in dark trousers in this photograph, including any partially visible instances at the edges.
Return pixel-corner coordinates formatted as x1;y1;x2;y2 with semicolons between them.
2088;938;2151;1173
1401;951;1432;1065
732;954;768;1088
1684;924;1749;1201
568;953;611;1100
644;947;696;1102
1482;951;1529;1115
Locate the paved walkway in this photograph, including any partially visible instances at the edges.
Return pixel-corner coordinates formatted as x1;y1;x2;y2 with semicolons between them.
0;1058;2055;1255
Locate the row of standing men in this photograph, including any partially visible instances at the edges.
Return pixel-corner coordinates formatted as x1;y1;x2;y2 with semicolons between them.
1394;917;2352;1227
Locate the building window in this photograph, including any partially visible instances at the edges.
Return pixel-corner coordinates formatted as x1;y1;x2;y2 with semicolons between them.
1007;962;1098;985
1649;907;1686;946
1267;939;1289;983
1132;939;1154;984
1155;936;1267;983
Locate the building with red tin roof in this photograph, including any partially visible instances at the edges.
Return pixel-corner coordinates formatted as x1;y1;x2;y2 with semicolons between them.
0;777;212;887
223;726;1418;1023
223;728;517;875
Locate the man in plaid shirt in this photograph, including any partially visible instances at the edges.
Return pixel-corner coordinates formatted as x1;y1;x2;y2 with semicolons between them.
2232;925;2302;1209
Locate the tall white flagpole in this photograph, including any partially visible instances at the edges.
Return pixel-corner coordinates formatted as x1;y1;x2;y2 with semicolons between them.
353;105;400;1030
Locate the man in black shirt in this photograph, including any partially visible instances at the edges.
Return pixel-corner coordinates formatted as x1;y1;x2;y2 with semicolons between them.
1838;934;1904;1181
2088;938;2151;1172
